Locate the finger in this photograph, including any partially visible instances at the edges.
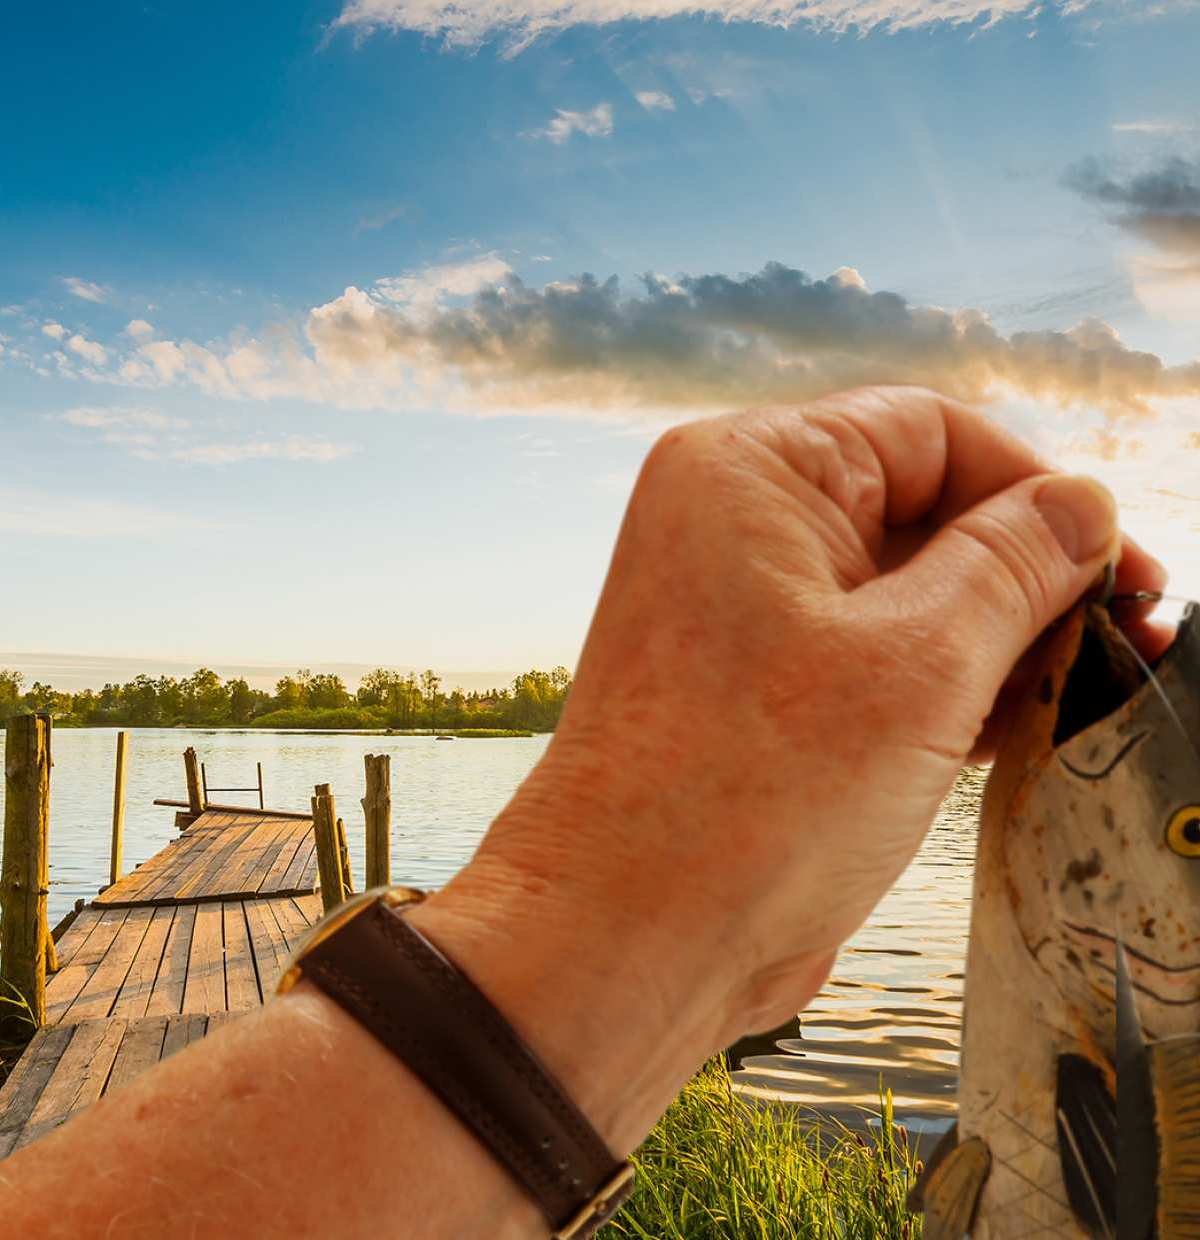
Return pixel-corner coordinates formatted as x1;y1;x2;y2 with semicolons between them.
877;472;1121;694
806;386;1050;528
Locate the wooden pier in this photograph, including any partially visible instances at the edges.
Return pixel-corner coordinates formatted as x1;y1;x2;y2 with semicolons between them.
0;728;386;1160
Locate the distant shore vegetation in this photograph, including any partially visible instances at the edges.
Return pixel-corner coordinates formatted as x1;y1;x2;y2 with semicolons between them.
0;666;571;734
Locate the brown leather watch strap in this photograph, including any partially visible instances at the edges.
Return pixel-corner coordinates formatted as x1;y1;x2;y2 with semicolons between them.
295;895;634;1238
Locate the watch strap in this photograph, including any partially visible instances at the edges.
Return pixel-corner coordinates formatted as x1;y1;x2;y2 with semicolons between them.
291;894;634;1238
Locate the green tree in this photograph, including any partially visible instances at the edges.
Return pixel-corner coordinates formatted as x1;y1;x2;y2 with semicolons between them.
304;673;350;710
419;669;443;731
228;678;256;724
180;668;231;725
0;669;24;721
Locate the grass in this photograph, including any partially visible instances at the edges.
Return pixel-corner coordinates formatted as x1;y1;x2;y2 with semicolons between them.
603;1062;923;1239
0;980;36;1088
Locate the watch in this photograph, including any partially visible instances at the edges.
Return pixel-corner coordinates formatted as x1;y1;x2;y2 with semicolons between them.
277;885;635;1239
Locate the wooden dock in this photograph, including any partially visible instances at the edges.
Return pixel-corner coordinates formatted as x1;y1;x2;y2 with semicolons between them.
0;805;324;1158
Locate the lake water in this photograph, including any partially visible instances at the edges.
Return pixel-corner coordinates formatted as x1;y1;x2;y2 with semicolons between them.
2;727;980;1128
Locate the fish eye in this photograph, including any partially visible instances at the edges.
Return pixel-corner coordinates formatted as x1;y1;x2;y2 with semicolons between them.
1166;806;1200;858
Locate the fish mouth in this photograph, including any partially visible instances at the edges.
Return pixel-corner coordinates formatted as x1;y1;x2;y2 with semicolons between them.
1062;921;1200;1007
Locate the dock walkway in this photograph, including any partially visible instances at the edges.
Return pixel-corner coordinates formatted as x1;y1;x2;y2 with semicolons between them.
0;806;323;1157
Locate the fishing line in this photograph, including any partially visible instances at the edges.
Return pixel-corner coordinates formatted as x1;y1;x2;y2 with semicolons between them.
1107;620;1200;777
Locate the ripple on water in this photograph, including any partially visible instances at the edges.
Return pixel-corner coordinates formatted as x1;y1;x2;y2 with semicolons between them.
730;766;983;1130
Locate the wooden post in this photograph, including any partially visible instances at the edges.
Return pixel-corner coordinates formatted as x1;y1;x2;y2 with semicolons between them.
183;747;203;815
335;817;353;899
362;753;391;889
312;784;346;914
0;715;52;1029
110;731;129;886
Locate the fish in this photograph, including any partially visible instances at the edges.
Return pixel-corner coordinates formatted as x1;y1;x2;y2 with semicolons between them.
910;593;1200;1239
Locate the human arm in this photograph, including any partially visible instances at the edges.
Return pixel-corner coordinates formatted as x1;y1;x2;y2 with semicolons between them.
0;386;1166;1238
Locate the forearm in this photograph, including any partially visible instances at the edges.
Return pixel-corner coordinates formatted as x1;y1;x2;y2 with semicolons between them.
0;793;826;1239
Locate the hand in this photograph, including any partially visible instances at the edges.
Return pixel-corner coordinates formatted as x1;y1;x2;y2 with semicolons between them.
409;385;1167;1155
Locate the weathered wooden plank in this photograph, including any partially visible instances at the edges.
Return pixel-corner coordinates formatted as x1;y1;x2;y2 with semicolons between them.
94;829;208;906
109;906;174;1020
0;1024;73;1158
61;905;154;1024
181;902;226;1015
205;1010;243;1035
106;1015;169;1093
279;836;318;895
222;902;260;1011
161;1012;208;1061
267;895;311;949
171;822;260;902
144;904;194;1017
51;906;104;970
293;893;322;927
196;816;284;898
13;1019;127;1150
244;899;292;996
126;830;221;904
255;822;308;894
45;908;131;1025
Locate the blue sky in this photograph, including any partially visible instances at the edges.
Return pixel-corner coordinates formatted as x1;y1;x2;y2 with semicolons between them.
3;1;1198;682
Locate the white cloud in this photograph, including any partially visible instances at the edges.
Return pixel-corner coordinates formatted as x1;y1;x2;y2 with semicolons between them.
169;438;358;466
125;319;156;341
635;90;675;112
61;276;110;304
332;0;1150;54
1113;120;1195;135
374;253;513;309
59;406;185;432
356;204;410;233
528;103;613;144
42;322;66;340
66;334;108;366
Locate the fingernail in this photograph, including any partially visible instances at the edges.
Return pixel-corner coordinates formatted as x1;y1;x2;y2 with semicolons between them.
1035;475;1119;565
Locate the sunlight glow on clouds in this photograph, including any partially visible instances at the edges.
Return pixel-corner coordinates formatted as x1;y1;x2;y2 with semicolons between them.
635;90;676;111
333;0;1141;53
66;334;108;366
39;260;1200;431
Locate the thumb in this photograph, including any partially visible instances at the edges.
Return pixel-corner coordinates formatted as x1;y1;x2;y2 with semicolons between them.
892;473;1120;687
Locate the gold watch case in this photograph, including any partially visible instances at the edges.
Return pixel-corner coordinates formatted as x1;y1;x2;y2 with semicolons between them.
275;884;427;996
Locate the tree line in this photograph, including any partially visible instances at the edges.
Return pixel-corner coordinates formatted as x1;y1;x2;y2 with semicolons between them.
0;666;572;733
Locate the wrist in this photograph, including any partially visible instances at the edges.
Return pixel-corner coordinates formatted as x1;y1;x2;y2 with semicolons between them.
402;758;833;1154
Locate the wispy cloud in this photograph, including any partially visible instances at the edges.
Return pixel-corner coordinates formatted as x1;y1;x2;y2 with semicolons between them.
61;276;110;304
170;438;358;466
125;319;156;341
332;0;1166;54
356;204;410;233
42;322;66;340
1112;120;1196;136
56;404;355;467
635;90;675;112
374;253;513;308
526;103;612;144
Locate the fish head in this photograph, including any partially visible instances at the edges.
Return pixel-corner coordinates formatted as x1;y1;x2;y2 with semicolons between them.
992;601;1200;1040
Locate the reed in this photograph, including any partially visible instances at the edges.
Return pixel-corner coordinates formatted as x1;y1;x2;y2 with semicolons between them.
0;981;35;1087
604;1062;923;1239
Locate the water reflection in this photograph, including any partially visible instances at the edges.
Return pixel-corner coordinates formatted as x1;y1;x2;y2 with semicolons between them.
729;767;983;1132
3;728;981;1129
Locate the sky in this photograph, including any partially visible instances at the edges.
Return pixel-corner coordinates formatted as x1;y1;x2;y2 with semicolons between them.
2;0;1199;684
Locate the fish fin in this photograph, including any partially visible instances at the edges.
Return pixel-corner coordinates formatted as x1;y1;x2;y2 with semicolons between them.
1056;1053;1117;1235
907;1122;959;1212
1116;942;1157;1240
907;1129;990;1240
1150;1034;1200;1239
